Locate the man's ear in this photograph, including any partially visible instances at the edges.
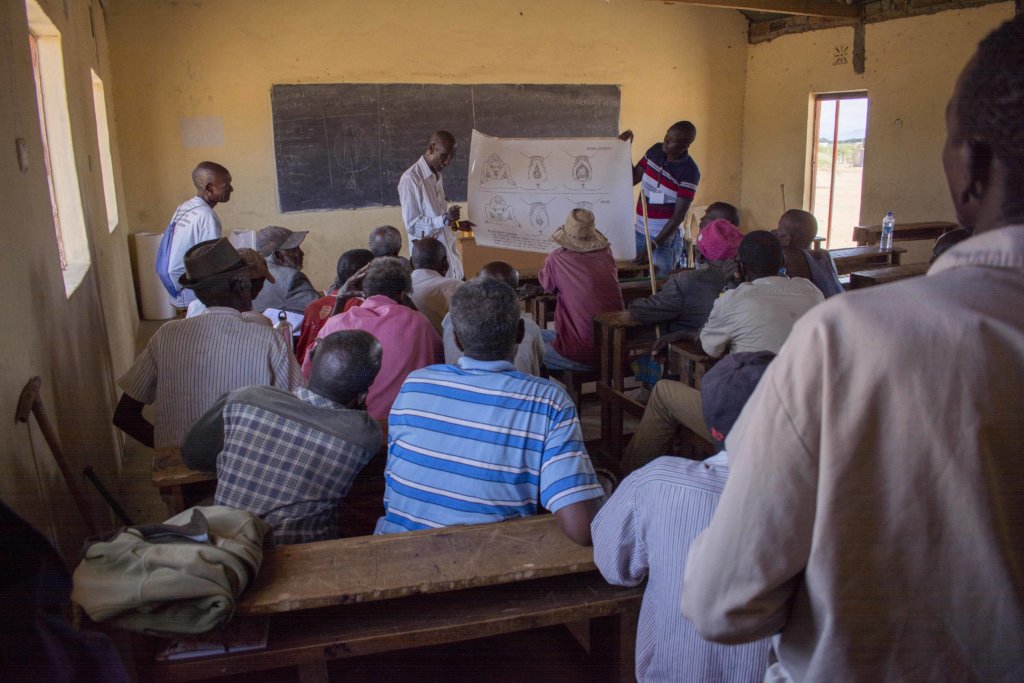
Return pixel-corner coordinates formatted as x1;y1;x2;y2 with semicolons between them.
516;318;525;344
964;139;993;204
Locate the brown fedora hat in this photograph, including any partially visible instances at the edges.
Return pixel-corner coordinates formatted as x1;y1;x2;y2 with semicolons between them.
551;209;610;253
177;238;249;288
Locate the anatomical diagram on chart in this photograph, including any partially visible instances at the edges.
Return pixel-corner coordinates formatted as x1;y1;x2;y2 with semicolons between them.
467;130;634;259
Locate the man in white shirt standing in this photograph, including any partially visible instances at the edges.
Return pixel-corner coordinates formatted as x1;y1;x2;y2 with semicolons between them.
163;161;234;308
397;131;473;280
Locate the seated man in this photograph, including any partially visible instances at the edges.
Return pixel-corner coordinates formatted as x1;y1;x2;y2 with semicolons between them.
409;236;461;334
252;225;320;313
181;331;383;545
700;230;824;357
623;232;821;472
376;278;605;545
774;209;844;298
304;257;442;422
443;261;545;376
368;224;403;258
539;208;624;370
628;217;743;341
113;238;302;449
593;351;774;683
931;226;971;263
185;248;274;326
295;248;374;364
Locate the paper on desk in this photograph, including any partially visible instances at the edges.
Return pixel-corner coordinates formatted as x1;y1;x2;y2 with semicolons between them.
261;308;303;335
467;130;635;260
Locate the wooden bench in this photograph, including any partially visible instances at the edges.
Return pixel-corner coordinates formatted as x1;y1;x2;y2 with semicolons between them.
593;311;656;460
849;262;930;289
852;220;957;247
152;448;215;514
830;245;906;276
130;515;642;682
668;338;719;391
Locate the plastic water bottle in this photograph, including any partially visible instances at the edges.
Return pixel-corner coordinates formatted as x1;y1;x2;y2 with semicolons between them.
880;212;895;251
274;310;294;352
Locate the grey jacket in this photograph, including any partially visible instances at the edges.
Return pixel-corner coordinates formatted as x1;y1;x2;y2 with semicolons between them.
628;260;737;334
252;262;320;313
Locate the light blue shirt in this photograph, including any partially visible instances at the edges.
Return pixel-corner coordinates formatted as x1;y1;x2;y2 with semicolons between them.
592;454;771;682
375;357;604;534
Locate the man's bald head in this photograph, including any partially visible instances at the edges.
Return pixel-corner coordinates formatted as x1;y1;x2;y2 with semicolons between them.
478;261;519;290
192;161;232;205
368;225;403;257
776;210;819;250
411;237;449;273
307;330;382;406
424;131;457;174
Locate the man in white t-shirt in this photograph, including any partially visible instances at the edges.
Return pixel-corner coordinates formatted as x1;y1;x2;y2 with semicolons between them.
164;161;234;308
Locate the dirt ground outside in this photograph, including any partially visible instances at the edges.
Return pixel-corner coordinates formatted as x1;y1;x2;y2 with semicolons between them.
813;162;865;249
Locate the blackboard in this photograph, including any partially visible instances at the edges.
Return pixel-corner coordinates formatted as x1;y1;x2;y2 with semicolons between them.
271;84;621;212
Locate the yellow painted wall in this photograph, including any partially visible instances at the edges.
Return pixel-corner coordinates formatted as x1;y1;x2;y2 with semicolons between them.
739;2;1014;261
1;0;136;559
106;0;749;287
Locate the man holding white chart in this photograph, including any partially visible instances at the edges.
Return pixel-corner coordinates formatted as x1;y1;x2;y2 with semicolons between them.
620;122;700;274
398;130;474;280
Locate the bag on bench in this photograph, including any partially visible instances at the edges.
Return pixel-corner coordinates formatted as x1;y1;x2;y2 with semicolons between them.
71;506;269;635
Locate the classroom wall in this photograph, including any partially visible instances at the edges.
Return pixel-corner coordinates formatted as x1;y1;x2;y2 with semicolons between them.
738;2;1015;260
105;0;749;287
1;0;136;560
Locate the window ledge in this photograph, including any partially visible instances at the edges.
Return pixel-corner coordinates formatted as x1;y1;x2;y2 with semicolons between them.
62;261;91;298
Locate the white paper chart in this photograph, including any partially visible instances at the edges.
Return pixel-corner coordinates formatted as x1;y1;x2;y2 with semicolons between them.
467;130;635;259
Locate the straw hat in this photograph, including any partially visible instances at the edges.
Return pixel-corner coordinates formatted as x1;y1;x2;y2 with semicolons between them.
551;209;610;253
178;238;249;288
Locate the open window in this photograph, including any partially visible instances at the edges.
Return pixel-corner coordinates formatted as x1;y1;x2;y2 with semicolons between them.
27;0;90;295
91;70;119;232
809;92;868;249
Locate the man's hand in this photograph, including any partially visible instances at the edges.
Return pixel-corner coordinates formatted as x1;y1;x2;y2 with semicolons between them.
451;220;476;232
340;263;371;295
618;130;634;143
445;205;462;223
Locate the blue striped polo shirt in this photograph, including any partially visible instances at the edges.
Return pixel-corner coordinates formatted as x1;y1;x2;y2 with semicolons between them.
375;357;604;534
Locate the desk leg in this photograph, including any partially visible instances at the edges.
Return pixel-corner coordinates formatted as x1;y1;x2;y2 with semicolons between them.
588;608;638;682
892;251;902;266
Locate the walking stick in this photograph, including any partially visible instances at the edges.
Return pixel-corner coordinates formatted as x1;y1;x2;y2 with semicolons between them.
15;376;98;534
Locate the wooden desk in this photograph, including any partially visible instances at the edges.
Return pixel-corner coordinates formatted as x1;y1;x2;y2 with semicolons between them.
152;448;215;514
519;260;647;287
852;221;957;246
668;338;718;390
132;516;643;682
593;311;655;460
829;245;906;275
849;262;930;289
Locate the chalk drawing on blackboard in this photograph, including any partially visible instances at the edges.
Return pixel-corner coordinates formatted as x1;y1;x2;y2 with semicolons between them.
485;195;519;227
521;197;556;236
563;150;603;191
331;126;376;191
480;154;516;187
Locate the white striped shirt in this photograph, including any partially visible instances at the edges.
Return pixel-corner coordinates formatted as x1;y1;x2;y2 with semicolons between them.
118;306;303;448
592;454;770;682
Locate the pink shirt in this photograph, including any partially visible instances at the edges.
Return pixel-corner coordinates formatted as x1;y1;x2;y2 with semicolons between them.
539;247;624;366
303;295;443;421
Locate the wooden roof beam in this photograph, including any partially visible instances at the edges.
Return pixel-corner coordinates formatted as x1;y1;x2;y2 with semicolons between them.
650;0;862;19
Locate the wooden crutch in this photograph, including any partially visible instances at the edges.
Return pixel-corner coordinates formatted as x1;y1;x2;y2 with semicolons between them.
15;376;98;534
